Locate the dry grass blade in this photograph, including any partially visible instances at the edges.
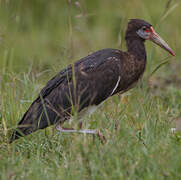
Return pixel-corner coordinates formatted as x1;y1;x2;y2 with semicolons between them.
149;57;170;77
161;2;180;21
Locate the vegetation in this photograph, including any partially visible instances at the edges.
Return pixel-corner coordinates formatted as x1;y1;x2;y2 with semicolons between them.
0;0;181;179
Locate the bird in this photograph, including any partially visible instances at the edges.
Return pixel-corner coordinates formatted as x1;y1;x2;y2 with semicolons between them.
10;19;175;143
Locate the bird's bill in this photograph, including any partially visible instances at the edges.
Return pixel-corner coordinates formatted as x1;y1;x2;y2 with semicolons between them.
149;27;175;56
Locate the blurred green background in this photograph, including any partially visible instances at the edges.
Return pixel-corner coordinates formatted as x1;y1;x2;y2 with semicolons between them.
0;0;181;179
0;0;180;73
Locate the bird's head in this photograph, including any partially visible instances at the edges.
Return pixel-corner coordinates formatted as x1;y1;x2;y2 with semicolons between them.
126;19;175;56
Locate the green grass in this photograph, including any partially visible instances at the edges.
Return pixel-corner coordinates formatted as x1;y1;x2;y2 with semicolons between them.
0;0;181;179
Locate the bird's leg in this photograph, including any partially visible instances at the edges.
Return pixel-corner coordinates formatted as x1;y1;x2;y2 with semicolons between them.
55;122;82;132
56;124;106;143
79;122;82;129
56;124;97;134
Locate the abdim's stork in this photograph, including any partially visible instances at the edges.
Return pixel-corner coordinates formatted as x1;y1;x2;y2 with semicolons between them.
10;19;175;143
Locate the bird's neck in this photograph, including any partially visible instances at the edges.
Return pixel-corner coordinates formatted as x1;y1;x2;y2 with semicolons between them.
126;37;146;61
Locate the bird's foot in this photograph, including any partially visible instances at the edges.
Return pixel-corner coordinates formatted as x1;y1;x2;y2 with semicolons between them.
96;130;107;144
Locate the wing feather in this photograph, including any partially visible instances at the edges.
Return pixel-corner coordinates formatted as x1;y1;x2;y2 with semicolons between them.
10;48;123;142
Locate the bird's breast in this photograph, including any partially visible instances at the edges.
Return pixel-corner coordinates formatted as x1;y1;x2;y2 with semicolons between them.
116;56;146;94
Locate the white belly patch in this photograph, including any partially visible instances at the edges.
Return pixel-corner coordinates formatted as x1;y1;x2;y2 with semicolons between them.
68;105;98;124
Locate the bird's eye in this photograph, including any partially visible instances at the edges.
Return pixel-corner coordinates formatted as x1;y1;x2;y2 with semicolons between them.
142;26;150;32
142;26;146;31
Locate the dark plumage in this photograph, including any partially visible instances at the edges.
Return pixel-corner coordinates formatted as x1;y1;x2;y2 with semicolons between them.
10;19;175;143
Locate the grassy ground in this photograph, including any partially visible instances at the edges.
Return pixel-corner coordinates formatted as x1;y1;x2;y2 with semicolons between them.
0;0;181;179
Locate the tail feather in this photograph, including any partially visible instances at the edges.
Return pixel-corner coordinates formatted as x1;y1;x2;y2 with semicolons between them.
9;129;24;143
10;101;60;143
